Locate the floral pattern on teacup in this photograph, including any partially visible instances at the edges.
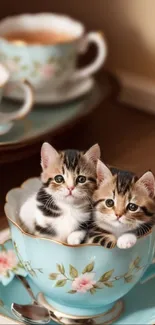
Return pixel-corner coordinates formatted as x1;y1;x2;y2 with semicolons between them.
0;51;66;81
49;257;144;295
13;241;43;277
13;241;145;295
72;272;96;293
5;59;20;73
0;241;27;286
41;64;55;79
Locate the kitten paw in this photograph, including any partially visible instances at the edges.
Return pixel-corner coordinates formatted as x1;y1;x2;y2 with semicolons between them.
67;235;81;245
117;234;137;249
67;231;85;245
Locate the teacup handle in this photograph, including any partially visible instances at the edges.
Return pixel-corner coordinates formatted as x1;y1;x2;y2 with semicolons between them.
2;80;34;122
140;259;155;284
72;32;107;81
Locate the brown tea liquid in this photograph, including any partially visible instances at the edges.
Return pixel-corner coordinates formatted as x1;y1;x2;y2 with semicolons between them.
3;30;74;45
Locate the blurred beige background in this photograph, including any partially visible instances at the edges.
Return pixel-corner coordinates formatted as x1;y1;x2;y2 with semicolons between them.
1;0;155;80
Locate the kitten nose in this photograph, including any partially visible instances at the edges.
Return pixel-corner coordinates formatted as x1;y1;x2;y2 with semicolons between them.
67;186;74;192
116;214;121;219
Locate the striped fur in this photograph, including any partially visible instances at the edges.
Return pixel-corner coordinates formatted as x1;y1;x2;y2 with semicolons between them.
88;161;155;249
20;143;100;244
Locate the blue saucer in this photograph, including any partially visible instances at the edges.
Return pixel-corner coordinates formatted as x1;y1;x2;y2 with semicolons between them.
1;239;155;324
0;277;57;324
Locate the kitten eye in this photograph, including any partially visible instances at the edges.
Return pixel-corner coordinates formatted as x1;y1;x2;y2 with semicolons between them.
54;175;64;183
76;175;86;183
105;199;114;208
128;203;138;212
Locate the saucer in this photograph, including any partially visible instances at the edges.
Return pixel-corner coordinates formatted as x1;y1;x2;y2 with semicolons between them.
0;81;102;148
0;235;56;324
4;77;94;104
0;122;13;136
1;231;155;325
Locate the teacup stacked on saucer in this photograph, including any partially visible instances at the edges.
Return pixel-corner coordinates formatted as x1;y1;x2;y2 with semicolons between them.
0;13;107;135
0;13;107;97
3;177;155;325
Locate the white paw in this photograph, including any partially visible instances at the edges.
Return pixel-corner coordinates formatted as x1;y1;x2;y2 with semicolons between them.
67;233;81;245
117;234;137;249
67;231;85;245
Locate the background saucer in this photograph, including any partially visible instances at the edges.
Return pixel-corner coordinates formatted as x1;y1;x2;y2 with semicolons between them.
0;82;101;147
4;77;94;104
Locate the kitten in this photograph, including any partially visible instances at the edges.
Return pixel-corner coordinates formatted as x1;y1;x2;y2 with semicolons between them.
19;142;100;245
88;160;155;249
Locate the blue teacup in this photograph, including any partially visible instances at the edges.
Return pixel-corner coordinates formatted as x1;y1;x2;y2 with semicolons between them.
0;13;107;100
4;178;155;324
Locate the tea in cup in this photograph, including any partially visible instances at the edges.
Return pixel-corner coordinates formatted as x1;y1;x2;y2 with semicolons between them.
0;13;107;97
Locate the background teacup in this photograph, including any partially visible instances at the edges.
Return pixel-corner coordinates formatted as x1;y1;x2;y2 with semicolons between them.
4;178;155;324
0;64;33;135
0;13;107;98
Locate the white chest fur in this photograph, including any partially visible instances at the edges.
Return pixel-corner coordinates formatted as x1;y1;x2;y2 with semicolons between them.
20;195;90;242
50;203;89;242
102;222;127;238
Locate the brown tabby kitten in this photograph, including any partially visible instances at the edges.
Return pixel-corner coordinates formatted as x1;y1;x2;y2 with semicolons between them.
20;142;100;245
88;160;155;249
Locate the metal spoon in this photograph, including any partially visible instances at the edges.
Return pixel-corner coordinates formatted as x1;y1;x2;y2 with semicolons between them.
11;275;51;324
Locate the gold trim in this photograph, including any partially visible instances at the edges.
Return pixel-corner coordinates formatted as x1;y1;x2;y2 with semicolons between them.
5;177;113;248
5;177;153;247
0;300;123;325
6;213;105;248
37;292;122;320
0;235;123;325
105;304;124;325
5;177;153;248
1;32;84;47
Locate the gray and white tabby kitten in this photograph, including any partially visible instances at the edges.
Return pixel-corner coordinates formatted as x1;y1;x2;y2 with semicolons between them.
19;142;100;245
88;160;155;249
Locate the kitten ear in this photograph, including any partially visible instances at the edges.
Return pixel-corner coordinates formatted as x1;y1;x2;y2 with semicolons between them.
97;160;112;183
84;144;101;163
41;142;59;170
136;171;155;198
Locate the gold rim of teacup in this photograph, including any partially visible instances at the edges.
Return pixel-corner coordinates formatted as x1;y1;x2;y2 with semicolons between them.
5;177;153;248
0;32;83;47
0;13;86;47
1;31;105;47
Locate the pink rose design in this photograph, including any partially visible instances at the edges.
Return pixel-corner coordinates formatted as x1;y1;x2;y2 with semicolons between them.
0;250;17;276
72;273;96;293
41;64;54;79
